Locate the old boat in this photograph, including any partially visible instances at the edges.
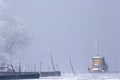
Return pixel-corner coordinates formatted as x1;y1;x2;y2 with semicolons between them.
40;71;61;77
39;55;61;77
88;55;108;73
0;63;40;79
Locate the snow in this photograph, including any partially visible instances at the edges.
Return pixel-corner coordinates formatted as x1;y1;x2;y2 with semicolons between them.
92;56;102;59
22;73;120;80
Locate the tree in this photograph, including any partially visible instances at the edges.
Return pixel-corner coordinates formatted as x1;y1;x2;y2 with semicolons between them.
0;0;30;64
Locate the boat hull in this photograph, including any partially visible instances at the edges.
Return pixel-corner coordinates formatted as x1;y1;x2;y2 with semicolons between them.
40;71;61;77
0;72;40;79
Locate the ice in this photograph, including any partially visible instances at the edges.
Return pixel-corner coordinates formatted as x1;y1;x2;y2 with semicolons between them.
37;73;120;80
16;73;120;80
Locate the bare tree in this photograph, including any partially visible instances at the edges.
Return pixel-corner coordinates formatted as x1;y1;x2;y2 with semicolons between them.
0;1;30;64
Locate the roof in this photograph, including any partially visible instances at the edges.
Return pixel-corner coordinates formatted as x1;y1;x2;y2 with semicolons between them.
92;56;103;59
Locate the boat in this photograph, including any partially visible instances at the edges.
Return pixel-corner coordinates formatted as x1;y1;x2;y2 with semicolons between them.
39;54;61;77
40;71;61;77
88;55;108;73
0;72;40;79
0;63;40;79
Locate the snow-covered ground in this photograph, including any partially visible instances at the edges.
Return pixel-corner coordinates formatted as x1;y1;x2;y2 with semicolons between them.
24;73;120;80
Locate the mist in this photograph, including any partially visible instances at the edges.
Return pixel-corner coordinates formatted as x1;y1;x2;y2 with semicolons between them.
3;0;120;73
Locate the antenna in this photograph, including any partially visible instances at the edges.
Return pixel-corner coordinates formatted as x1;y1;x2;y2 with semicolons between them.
95;41;100;56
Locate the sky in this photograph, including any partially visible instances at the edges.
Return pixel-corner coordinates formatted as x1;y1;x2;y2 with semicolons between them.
3;0;120;73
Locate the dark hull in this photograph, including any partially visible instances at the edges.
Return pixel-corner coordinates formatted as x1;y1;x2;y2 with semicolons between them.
89;70;108;73
0;72;40;79
40;71;61;77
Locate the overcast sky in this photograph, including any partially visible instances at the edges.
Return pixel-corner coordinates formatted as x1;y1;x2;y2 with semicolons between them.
3;0;120;73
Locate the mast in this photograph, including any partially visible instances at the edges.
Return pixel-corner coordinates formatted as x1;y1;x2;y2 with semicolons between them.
50;54;56;71
39;60;42;72
19;62;21;72
39;60;42;76
69;58;75;74
27;64;30;71
34;64;36;72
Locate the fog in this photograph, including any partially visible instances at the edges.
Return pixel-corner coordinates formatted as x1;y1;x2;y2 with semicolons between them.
3;0;120;73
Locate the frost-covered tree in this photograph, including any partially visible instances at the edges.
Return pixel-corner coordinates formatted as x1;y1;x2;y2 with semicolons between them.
0;17;30;55
0;0;30;64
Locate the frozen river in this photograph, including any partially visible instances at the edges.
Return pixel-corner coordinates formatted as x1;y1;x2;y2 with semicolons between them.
16;73;120;80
